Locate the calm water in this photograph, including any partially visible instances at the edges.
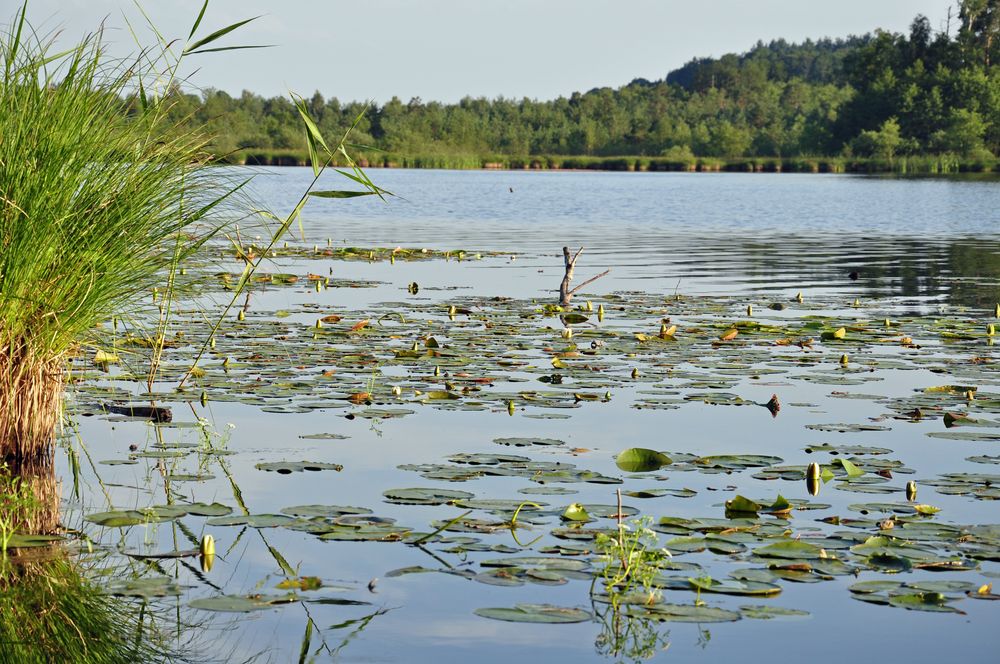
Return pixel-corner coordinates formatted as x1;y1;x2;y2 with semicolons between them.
65;169;1000;663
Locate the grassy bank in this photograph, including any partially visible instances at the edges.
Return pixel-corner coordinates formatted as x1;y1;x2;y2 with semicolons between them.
223;149;999;174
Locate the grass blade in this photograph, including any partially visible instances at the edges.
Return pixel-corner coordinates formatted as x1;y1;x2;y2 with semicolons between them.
183;15;260;54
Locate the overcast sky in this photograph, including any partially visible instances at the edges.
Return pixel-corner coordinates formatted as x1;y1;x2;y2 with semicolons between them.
11;1;957;103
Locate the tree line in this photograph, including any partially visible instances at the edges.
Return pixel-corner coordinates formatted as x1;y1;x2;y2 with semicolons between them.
164;1;1000;166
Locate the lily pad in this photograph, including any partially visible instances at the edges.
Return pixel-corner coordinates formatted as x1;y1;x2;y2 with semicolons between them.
473;604;591;623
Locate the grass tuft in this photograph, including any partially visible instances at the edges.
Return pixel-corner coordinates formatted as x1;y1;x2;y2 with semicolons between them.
0;8;241;458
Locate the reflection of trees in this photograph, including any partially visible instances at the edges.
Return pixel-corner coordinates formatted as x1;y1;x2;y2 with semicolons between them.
656;233;1000;308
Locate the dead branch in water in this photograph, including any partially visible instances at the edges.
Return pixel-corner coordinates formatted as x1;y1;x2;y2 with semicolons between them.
559;246;610;306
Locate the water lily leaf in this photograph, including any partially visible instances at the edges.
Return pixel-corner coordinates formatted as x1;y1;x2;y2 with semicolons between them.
634;603;741;623
740;605;810;619
888;592;963;613
255;461;343;474
183;502;233;517
494;437;565;447
833;458;864;477
473;604;591;623
106;577;187;599
280;504;373;518
382;488;474;505
616;448;672;472
754;540;828;560
206;514;294;528
850;580;904;594
189;594;298;613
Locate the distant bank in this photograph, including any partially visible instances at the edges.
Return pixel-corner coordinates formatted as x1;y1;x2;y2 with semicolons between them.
218;150;1000;175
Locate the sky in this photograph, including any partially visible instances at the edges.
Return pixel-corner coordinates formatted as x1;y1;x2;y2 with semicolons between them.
10;0;957;103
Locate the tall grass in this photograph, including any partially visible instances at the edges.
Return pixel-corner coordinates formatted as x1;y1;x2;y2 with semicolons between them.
0;552;168;663
0;7;240;458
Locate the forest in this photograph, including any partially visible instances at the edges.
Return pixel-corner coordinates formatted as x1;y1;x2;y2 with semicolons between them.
163;2;1000;170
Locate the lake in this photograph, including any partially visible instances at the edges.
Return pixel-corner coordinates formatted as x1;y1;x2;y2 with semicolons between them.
64;169;1000;662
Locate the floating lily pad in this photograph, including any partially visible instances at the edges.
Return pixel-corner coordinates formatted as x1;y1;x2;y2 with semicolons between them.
255;461;343;474
189;593;299;613
473;604;591;623
739;605;810;620
616;448;672;472
383;488;475;505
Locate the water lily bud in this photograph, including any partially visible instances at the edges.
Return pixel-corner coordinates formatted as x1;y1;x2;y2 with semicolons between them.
906;480;917;501
476;252;482;259
988;324;996;337
152;288;158;302
369;251;375;260
796;292;804;303
561;327;573;339
200;552;215;573
390;254;395;264
315;319;323;329
585;300;593;312
885;318;891;327
840;353;849;365
210;336;216;349
179;267;187;275
315;280;322;292
200;391;208;406
200;534;215;557
222;357;230;368
995;303;1000;318
313;245;318;253
507;400;515;416
807;462;820;480
604;391;612;400
853;298;860;307
434;365;441;377
237;310;245;321
747;304;753;316
966;390;976;401
597;305;605;322
631;367;639;379
327;238;332;246
391;385;402;397
411;340;419;352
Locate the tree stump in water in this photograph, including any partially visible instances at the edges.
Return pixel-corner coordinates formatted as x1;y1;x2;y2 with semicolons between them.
558;246;610;306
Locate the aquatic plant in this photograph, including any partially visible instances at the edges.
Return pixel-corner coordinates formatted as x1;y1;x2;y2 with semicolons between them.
0;4;249;459
0;552;169;664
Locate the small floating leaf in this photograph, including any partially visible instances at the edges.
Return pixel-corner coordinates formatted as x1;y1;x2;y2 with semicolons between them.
473;604;591;624
616;448;672;472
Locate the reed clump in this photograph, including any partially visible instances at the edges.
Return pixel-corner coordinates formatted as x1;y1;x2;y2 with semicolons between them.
0;9;236;460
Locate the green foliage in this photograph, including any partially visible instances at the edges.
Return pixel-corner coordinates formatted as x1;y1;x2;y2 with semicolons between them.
594;516;670;606
0;8;240;362
0;557;166;664
157;2;998;166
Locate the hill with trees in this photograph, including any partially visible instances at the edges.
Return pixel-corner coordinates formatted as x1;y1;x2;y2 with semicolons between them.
165;1;1000;172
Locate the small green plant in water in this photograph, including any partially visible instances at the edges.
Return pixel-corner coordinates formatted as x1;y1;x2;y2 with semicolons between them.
594;513;670;607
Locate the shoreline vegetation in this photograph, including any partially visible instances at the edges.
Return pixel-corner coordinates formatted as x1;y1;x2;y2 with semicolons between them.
220;149;1000;174
170;3;1000;177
